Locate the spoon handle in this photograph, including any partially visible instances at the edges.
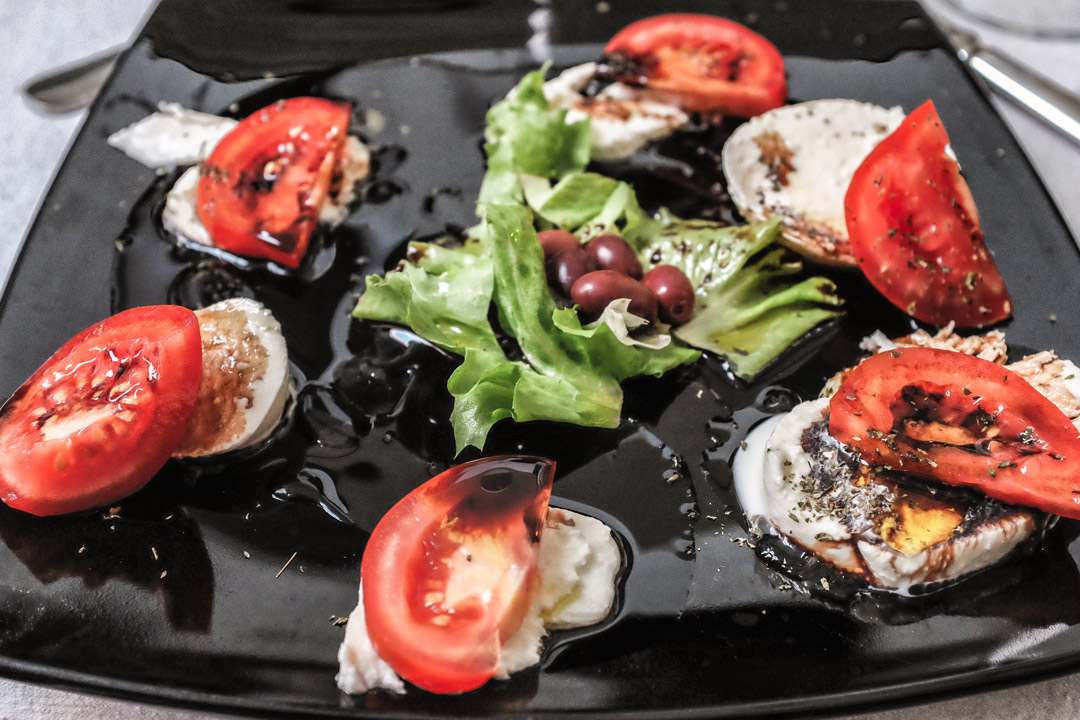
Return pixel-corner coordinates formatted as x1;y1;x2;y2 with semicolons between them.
20;47;123;115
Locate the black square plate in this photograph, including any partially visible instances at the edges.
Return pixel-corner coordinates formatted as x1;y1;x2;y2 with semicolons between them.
0;1;1078;717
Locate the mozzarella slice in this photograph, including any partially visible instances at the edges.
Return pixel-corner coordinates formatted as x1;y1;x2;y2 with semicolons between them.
172;298;290;458
735;326;1080;593
543;62;688;161
163;166;212;247
722;99;905;266
107;103;238;170
336;507;621;694
735;398;1039;593
336;584;406;695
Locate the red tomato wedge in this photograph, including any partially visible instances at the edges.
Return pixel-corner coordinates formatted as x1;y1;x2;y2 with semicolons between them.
361;456;555;694
0;306;202;516
844;100;1011;328
829;347;1080;519
196;97;352;268
603;14;786;117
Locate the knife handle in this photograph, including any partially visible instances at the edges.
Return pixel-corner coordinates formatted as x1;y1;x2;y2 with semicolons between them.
964;46;1080;145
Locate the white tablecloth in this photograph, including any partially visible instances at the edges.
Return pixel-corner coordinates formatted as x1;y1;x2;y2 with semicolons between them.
0;0;1077;717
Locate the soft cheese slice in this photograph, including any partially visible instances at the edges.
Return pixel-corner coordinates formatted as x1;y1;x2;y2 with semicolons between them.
172;298;290;458
336;507;621;694
107;103;238;170
736;397;1039;593
722;99;904;267
543;62;688;161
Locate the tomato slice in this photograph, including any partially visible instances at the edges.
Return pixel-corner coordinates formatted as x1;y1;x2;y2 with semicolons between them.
196;97;352;268
0;306;202;516
603;14;787;117
361;456;554;694
844;100;1011;327
829;347;1080;519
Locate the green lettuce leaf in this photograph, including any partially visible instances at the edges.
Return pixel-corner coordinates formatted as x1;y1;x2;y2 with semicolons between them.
520;171;654;243
641;212;780;291
478;68;591;207
671;247;843;380
354;205;698;453
353;66;843;449
352;242;501;356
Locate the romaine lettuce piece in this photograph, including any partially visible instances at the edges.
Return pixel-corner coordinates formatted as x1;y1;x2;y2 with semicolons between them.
479;68;591;207
353;242;502;356
640;212;779;291
520;171;654;244
642;219;843;379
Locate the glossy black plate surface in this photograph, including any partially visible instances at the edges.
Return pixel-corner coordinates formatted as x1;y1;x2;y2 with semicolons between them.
1;0;1079;717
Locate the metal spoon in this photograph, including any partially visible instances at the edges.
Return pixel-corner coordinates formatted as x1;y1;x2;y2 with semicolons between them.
20;46;123;115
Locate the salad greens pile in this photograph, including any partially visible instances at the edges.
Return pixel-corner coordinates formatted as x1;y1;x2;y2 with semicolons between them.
355;68;842;452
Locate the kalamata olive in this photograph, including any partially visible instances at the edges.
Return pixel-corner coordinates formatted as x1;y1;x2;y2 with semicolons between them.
538;229;580;260
546;248;598;297
585;234;643;279
571;270;658;323
642;265;696;325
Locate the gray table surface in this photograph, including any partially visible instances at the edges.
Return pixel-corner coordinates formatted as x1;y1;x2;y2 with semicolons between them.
1;0;1079;718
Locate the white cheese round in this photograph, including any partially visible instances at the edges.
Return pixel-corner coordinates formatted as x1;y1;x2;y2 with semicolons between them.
733;397;1038;593
173;298;290;458
722;99;905;265
543;62;688;161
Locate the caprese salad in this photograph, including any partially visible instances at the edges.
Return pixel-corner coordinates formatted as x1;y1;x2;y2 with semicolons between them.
336;456;620;695
0;7;1069;702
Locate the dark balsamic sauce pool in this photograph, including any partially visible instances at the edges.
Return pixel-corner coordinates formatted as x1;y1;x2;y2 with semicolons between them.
8;40;1080;717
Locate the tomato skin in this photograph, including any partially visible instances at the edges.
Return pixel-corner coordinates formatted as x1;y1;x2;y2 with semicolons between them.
196;97;352;269
603;14;786;117
829;347;1080;519
0;306;202;516
361;456;554;694
844;100;1011;328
